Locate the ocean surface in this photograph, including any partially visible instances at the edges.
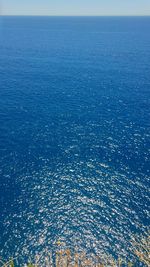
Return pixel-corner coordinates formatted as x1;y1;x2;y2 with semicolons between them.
0;16;150;264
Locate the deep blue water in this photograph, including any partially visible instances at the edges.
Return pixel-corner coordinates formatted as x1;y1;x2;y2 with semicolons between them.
0;16;150;264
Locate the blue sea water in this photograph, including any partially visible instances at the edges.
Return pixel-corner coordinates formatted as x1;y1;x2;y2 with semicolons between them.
0;16;150;264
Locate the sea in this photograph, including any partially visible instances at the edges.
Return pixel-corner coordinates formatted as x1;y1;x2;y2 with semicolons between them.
0;16;150;265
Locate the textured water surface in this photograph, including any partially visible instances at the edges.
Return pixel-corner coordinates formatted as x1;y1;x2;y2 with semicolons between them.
0;16;150;264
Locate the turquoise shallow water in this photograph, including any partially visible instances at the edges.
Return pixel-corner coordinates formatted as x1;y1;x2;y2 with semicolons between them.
0;16;150;264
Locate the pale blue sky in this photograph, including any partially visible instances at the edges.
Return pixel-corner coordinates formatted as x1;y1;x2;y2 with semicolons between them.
1;0;150;16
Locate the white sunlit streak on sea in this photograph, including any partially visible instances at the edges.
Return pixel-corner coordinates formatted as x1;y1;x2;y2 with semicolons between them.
0;109;150;265
1;155;149;264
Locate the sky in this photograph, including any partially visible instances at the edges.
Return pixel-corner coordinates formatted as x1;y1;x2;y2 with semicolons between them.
1;0;150;16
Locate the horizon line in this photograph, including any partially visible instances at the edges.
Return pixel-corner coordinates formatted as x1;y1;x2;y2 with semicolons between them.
1;14;150;17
